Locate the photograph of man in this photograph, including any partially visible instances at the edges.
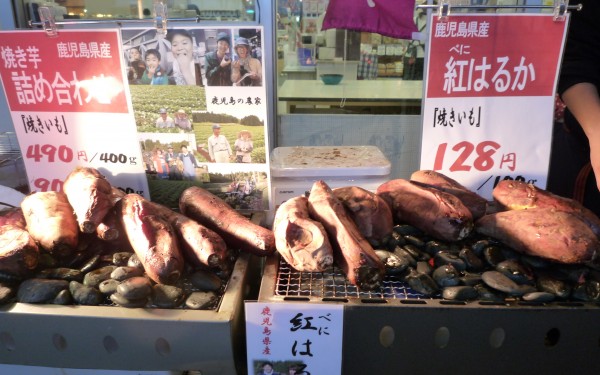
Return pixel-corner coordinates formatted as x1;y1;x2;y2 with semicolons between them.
207;124;233;163
205;32;233;86
156;108;175;129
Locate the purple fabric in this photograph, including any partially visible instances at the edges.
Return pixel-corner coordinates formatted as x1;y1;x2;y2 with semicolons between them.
322;0;417;40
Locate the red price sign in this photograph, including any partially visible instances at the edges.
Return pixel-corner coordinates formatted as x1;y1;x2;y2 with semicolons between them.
26;144;74;163
421;13;566;199
433;140;507;172
33;177;64;192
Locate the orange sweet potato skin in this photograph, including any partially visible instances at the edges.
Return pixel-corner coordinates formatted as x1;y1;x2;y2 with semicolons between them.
0;208;27;229
273;196;334;272
308;181;385;291
332;186;394;244
63;167;114;233
493;179;600;237
476;207;600;264
20;191;78;257
179;186;275;256
410;170;488;220
120;194;184;284
0;224;39;277
147;201;230;271
377;179;473;242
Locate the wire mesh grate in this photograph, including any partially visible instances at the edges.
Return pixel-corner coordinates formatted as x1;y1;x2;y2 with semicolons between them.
274;258;437;300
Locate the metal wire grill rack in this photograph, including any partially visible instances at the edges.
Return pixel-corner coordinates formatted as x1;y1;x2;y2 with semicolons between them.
273;258;437;301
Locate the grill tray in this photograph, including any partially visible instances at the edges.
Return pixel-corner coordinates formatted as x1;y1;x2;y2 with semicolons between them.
274;258;428;301
0;244;262;375
259;254;600;375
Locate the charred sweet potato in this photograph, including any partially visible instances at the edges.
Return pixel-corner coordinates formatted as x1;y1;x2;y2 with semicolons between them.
120;194;184;284
63;167;114;233
308;180;384;290
410;170;488;220
148;201;231;271
179;186;275;256
273;196;334;272
0;224;39;278
21;191;78;256
476;207;600;264
493;179;600;237
0;207;27;229
377;178;473;242
95;207;122;242
332;186;394;244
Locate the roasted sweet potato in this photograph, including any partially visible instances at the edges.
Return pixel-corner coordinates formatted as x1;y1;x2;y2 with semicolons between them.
476;207;600;264
179;186;275;256
493;179;600;237
410;170;488;220
21;191;79;257
120;194;184;284
332;186;394;244
95;206;122;242
0;208;27;229
377;178;473;242
308;180;385;290
147;201;231;271
273;196;334;272
63;167;114;233
0;224;39;278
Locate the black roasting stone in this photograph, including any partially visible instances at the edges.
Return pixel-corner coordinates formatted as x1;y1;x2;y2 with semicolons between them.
98;279;120;295
110;292;148;308
152;284;185;308
185;291;218;310
69;281;103;306
83;265;117;288
111;266;144;282
116;276;152;300
17;279;69;304
443;285;478;301
190;270;223;292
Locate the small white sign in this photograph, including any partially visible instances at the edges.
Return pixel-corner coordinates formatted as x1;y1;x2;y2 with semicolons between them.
245;302;344;375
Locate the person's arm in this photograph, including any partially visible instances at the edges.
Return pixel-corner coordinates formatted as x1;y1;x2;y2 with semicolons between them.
562;82;600;190
231;60;242;84
205;54;218;79
250;59;262;83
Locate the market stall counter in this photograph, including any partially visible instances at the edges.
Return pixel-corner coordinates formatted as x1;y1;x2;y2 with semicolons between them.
258;253;600;375
0;226;264;375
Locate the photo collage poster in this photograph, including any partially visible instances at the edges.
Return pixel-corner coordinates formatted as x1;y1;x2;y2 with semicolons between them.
121;26;270;211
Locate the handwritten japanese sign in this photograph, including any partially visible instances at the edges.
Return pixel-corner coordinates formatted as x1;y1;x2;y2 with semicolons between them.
420;14;568;199
0;29;148;196
245;302;343;375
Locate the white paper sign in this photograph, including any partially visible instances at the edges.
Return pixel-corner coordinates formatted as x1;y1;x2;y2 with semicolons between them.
0;29;149;196
246;302;344;375
420;14;568;199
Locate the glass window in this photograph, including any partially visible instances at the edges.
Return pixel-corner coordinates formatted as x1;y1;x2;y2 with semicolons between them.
275;0;427;115
14;0;256;25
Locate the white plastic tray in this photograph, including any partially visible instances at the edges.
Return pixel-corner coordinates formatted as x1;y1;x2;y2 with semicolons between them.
270;146;391;178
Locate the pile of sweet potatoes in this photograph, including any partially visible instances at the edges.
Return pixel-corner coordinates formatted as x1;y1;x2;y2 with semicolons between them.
273;170;600;294
0;167;275;289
